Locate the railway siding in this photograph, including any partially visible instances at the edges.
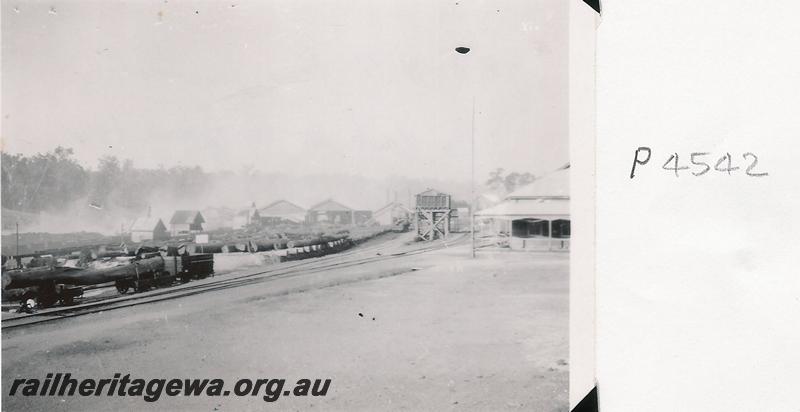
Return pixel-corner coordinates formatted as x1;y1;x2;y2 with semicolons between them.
2;233;466;330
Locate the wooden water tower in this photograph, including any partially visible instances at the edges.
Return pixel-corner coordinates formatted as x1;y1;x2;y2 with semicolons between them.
414;189;452;241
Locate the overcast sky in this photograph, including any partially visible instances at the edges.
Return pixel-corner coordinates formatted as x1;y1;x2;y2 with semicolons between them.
2;0;568;181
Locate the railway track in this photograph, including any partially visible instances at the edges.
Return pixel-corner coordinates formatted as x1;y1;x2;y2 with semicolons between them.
2;234;466;330
3;232;406;316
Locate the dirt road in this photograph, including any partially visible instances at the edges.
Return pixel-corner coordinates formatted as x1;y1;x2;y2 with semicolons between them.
2;241;568;411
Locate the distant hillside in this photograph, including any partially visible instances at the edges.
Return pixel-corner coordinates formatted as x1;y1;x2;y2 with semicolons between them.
2;148;472;235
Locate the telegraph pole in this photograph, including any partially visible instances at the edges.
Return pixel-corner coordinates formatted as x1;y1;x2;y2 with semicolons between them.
16;222;20;256
455;45;476;258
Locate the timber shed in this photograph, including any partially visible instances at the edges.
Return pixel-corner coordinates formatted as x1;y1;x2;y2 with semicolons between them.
306;199;355;225
259;200;307;225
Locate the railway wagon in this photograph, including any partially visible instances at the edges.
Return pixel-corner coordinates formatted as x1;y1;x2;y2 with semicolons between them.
113;253;215;293
3;255;169;307
112;255;174;295
3;253;215;308
162;253;215;283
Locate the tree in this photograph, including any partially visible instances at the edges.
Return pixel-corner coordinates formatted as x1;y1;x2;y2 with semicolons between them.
503;172;535;193
89;156;122;208
485;168;506;191
1;147;88;212
484;168;536;194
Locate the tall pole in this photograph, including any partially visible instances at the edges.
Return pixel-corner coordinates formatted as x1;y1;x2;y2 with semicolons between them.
454;46;476;257
470;97;476;258
16;222;20;256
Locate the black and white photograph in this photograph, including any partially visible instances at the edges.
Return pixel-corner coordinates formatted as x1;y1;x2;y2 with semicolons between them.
1;1;597;410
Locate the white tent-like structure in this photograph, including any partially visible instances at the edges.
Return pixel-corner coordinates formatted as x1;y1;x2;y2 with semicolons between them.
475;166;570;251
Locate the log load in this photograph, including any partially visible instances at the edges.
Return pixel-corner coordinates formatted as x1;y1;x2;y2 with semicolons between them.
248;239;290;252
185;242;248;254
2;256;166;290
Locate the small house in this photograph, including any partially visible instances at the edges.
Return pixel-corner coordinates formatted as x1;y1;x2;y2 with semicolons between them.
169;210;205;236
129;218;169;243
